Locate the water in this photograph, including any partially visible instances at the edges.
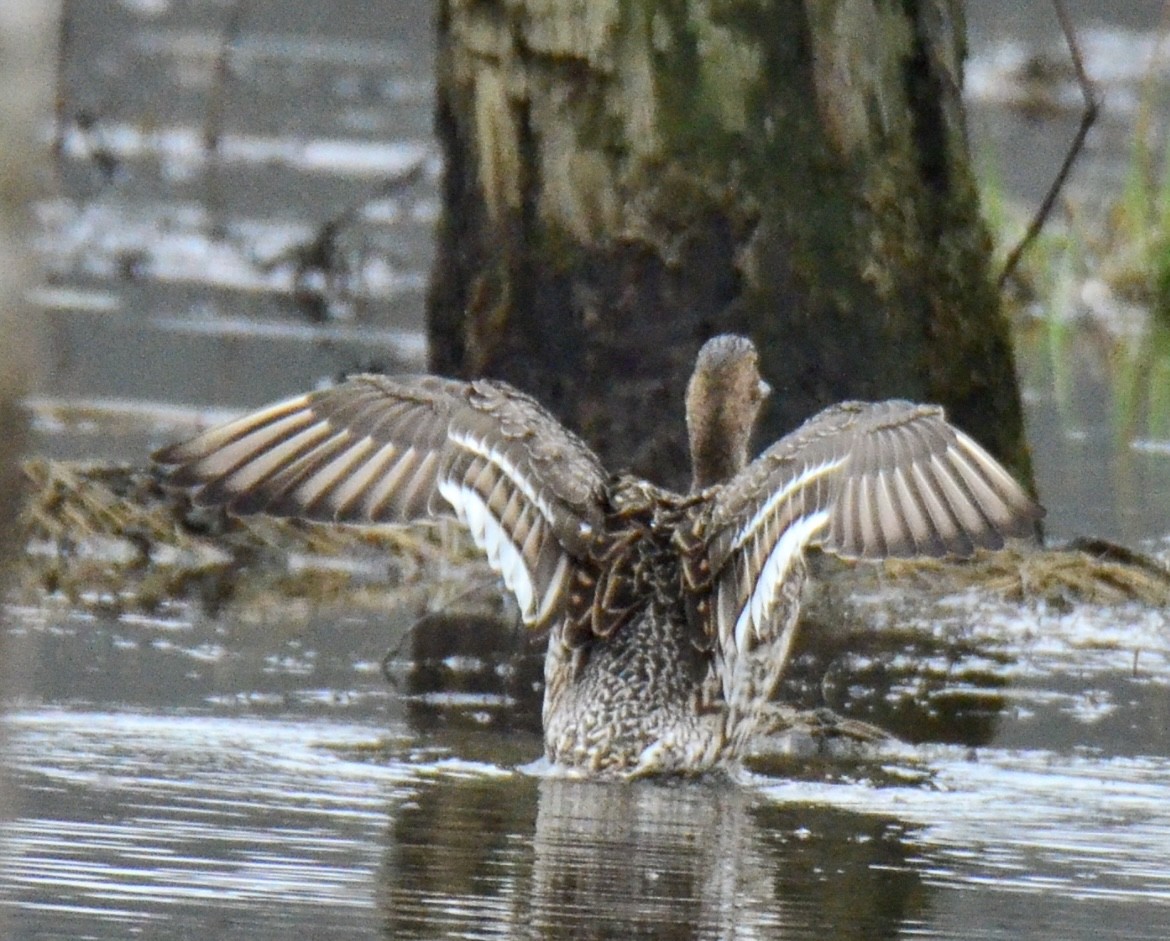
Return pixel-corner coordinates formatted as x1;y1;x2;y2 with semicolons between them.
5;547;1168;939
7;704;1170;938
8;688;1170;939
7;1;1170;938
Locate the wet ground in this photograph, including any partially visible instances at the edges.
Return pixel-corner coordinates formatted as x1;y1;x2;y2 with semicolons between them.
5;2;1170;939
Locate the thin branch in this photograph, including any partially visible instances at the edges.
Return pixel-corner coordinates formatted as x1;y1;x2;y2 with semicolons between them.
997;0;1099;290
204;0;245;241
50;0;72;176
204;0;245;154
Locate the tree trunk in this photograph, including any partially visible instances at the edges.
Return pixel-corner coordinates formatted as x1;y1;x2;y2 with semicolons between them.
429;0;1031;492
0;1;54;869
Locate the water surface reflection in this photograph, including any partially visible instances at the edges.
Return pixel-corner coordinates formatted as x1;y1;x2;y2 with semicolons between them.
6;698;1170;939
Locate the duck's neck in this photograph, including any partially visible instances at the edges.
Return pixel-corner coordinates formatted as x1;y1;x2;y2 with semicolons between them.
684;335;768;492
687;385;763;491
689;415;750;492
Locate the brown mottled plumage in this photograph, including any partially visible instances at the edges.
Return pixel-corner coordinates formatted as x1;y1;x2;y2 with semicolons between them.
154;335;1043;775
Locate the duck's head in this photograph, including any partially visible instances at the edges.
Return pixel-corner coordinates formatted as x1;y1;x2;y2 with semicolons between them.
685;335;771;491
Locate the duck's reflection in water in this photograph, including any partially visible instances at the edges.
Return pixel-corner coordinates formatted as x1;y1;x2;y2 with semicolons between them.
378;771;926;940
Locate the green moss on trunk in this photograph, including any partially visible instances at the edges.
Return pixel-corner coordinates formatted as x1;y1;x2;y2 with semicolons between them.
430;0;1031;489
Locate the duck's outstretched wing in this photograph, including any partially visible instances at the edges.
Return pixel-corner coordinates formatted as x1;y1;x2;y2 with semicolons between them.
154;375;608;628
704;400;1044;657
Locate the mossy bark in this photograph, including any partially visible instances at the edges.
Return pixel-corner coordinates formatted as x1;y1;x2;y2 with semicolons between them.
429;0;1031;491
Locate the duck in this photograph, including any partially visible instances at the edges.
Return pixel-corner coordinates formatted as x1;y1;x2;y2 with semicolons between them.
154;334;1043;775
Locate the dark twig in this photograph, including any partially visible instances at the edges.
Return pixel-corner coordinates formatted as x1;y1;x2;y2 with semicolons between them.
261;163;427;321
997;0;1099;290
53;1;122;186
50;0;73;175
203;0;245;240
204;0;245;154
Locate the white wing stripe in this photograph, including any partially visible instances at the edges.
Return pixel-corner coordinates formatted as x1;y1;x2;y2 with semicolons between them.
438;479;538;622
890;464;934;549
225;423;339;491
538;552;571;624
929;453;985;532
945;442;1014;525
448;428;555;521
731;457;845;550
362;446;421;517
328;440;399;515
732;510;829;655
189;409;315;477
397;450;439;518
953;429;1023;494
294;435;373;506
910;460;960;540
873;469;904;551
857;474;880;554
